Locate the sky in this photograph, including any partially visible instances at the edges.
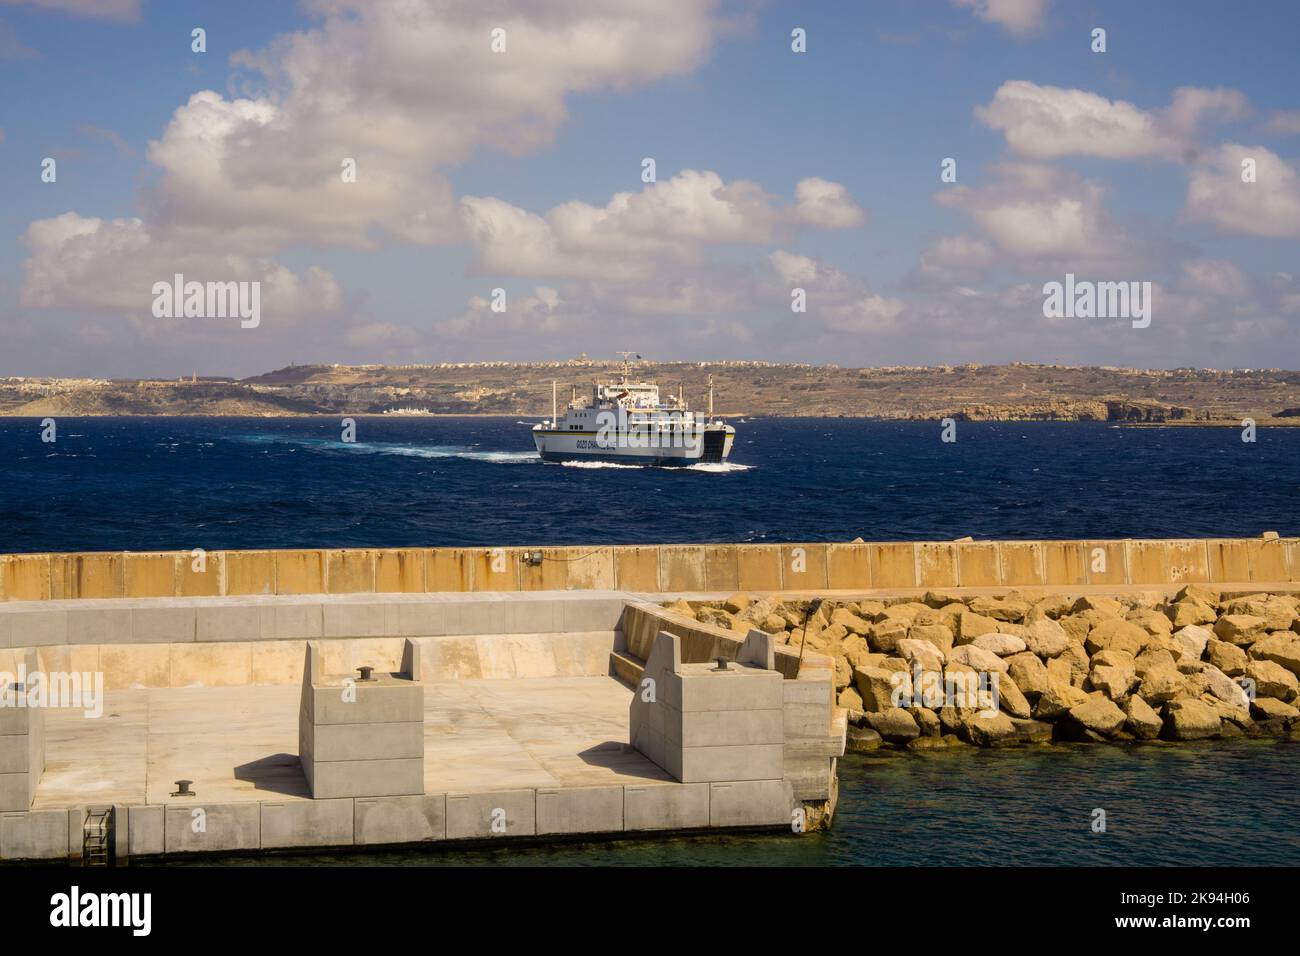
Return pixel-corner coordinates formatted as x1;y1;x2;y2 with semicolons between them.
0;0;1297;378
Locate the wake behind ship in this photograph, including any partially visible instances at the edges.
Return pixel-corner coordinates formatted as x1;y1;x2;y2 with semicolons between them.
532;357;735;466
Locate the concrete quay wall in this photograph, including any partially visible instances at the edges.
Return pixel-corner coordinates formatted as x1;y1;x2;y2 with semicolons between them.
1;780;799;863
1;535;1297;602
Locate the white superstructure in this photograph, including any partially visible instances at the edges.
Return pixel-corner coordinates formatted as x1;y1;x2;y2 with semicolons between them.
532;356;735;466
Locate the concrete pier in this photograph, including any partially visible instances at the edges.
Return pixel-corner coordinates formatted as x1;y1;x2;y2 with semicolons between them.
2;534;1297;863
0;589;839;861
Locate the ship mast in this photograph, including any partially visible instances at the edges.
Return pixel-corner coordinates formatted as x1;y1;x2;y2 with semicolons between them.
616;350;636;384
708;375;714;417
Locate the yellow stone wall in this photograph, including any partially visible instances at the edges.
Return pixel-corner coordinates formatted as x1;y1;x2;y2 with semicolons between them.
0;537;1296;601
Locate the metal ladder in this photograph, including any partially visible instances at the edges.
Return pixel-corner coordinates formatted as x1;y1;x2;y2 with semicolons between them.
82;808;112;867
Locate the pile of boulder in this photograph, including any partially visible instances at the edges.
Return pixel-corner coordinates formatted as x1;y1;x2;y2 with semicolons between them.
662;586;1300;751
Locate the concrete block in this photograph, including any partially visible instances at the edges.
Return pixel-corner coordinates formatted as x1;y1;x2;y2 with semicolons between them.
676;666;784;713
272;601;323;639
128;804;164;857
1;809;68;860
132;604;197;644
394;601;446;637
307;758;425;799
178;553;223;597
196;603;264;642
326;550;376;594
445;789;536;840
457;598;507;635
674;744;784;783
100;643;172;690
0;735;30;774
124;553;178;597
785;754;836;801
306;681;424;725
561;596;628;632
224;550;277;596
668;709;784;748
309;721;423;761
999;542;1045;586
64;604;130;645
869;542;917;588
169;642;253;687
781;544;829;589
736;545;784;591
11;608;68;646
503;598;561;634
0;773;31;813
164;803;260;854
535;786;623;835
709;779;794;828
660;546;706;592
323;601;390;638
2;555;53;601
827;543;871;589
354;794;447;845
623;782;710;831
613;546;659;592
261;798;354;849
0;612;11;650
917;542;958;588
275;550;324;595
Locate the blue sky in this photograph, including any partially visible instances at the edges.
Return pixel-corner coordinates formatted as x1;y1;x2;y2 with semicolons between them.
1;0;1297;377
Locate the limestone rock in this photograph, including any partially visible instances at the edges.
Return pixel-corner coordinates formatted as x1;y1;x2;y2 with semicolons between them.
846;725;883;752
1128;607;1174;636
1092;648;1137;670
1136;662;1187;705
1173;584;1220;606
866;707;921;743
1172;624;1212;660
838;686;864;713
961;711;1019;747
994;672;1032;719
868;618;910;654
1006;652;1050;698
1248;633;1300;676
907;623;955;655
1011;717;1053;743
1057;642;1092;686
1088;665;1138;701
1201;664;1250;709
1057;614;1091;644
853;666;903;712
968;595;1031;623
1133;647;1176;676
907;706;942;737
1243;659;1298;702
1033;680;1090;720
1062;695;1127;739
665;598;697;620
1071;595;1123;617
955;609;1000;644
1213;614;1267;646
1206;638;1248;676
1250;697;1299;721
946;644;1010;674
722;593;752;615
972;633;1027;657
1162;699;1222;740
1124;694;1163;739
896;638;944;673
1084;618;1148;657
831;607;873;636
1166;598;1216;629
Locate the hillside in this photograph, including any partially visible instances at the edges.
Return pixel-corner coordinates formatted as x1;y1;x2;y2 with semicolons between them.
4;362;1300;422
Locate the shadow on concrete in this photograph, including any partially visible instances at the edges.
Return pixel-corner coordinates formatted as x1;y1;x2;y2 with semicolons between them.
233;753;311;797
576;741;670;781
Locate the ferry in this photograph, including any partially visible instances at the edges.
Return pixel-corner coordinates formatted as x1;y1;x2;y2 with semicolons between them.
532;354;735;466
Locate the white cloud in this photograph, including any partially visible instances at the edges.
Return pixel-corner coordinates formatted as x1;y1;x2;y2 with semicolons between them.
460;169;864;280
936;162;1152;266
953;0;1048;36
976;81;1248;161
20;213;343;330
791;177;866;229
769;251;905;334
136;0;724;250
1185;144;1300;238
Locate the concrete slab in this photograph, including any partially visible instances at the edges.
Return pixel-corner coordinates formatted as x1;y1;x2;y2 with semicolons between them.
164;803;260;853
445;788;536;840
536;785;623;835
261;798;353;848
709;779;794;828
128;804;163;856
354;794;447;845
624;782;710;831
0;808;67;860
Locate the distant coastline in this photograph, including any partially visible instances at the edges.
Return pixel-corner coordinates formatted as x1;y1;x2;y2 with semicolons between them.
3;361;1298;423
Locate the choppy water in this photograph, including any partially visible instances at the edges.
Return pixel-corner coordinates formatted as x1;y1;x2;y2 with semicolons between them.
0;416;1297;552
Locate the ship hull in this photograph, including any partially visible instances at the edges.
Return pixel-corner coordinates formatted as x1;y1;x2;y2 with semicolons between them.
533;426;733;466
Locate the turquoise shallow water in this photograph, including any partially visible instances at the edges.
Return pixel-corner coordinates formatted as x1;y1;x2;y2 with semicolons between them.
169;740;1299;867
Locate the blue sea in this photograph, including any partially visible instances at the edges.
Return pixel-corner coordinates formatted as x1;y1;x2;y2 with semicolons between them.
0;416;1297;552
2;415;1297;867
